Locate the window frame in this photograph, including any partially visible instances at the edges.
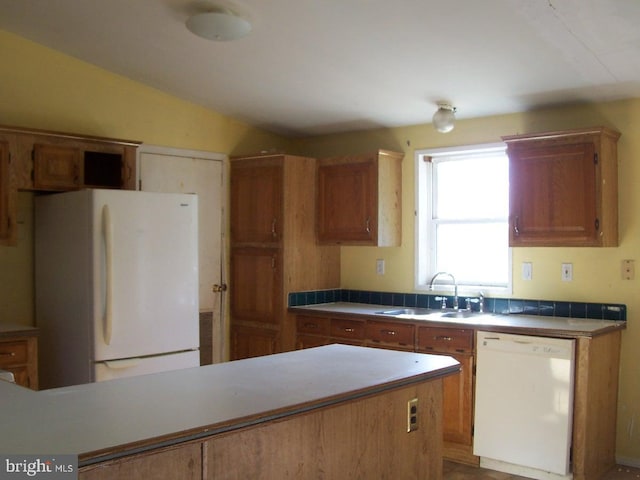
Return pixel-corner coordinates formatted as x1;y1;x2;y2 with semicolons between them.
414;142;512;294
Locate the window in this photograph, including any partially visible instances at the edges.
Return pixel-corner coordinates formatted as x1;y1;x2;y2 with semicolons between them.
415;143;511;293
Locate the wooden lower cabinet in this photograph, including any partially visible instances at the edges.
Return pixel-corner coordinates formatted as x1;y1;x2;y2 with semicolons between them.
416;326;475;463
79;442;202;480
441;354;474;462
230;325;278;360
0;334;38;390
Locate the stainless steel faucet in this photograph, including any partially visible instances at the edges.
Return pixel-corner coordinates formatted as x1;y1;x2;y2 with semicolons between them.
428;272;458;310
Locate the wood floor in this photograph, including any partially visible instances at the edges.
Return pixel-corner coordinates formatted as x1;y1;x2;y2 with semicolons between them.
443;461;640;480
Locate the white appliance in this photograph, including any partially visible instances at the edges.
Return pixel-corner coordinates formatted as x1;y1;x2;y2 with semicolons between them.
35;189;200;389
474;331;575;480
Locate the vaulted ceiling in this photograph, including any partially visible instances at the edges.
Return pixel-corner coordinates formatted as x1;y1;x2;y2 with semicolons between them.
1;0;639;137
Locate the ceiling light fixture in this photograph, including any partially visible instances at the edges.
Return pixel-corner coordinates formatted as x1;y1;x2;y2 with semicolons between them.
186;8;252;42
432;103;457;133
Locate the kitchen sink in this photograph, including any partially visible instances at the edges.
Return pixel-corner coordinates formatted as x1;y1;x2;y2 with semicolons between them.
440;311;475;319
375;307;488;322
375;308;433;316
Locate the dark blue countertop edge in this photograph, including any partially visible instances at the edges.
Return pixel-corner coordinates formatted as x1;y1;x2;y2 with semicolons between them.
288;289;627;322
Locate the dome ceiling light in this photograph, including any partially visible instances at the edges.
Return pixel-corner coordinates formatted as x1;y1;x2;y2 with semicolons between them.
186;8;252;42
432;103;457;133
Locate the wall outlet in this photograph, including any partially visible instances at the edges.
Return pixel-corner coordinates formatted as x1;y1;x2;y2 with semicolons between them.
622;259;635;280
522;262;533;281
376;259;385;275
407;398;418;432
562;263;573;282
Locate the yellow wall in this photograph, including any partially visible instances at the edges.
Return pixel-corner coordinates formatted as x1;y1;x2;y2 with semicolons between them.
2;28;639;462
295;100;640;463
0;30;290;325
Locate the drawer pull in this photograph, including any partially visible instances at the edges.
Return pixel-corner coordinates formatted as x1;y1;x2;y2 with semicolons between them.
304;323;319;329
0;351;16;357
435;335;453;341
343;327;355;333
381;329;397;336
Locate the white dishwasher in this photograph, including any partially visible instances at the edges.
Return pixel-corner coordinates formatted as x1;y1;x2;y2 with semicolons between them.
474;331;575;480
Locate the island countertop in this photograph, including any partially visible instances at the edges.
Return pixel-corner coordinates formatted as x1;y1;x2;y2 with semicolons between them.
0;344;459;466
289;302;626;337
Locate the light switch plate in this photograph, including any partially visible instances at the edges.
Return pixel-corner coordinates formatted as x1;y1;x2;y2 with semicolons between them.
562;263;573;282
522;262;533;281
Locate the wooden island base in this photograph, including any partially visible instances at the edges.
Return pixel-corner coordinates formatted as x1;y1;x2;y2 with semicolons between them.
80;380;443;479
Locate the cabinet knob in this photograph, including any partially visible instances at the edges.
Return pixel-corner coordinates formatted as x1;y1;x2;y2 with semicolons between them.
381;329;396;336
514;216;520;236
212;284;228;293
0;351;16;357
365;217;371;234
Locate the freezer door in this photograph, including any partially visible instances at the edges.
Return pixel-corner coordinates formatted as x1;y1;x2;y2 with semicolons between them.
94;350;200;382
91;190;199;361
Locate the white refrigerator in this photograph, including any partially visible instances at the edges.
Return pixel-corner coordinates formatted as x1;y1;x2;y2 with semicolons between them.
35;189;200;389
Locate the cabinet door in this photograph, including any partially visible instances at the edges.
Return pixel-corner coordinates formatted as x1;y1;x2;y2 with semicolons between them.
230;325;278;360
442;353;474;446
230;162;283;244
509;142;598;246
79;442;202;480
295;334;330;350
317;160;376;243
230;248;281;324
0;336;38;389
33;143;82;190
0;141;14;245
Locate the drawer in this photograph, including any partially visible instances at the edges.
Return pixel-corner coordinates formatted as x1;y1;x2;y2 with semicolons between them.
0;340;28;367
366;320;415;347
417;327;473;353
296;315;330;336
330;318;366;340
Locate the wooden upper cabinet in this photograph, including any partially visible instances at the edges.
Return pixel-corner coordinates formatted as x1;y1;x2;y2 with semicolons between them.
230;158;283;245
316;150;403;246
504;127;620;247
0;125;139;193
0;141;15;246
33;143;82;190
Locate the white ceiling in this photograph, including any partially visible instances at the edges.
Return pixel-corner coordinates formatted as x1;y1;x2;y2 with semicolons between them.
1;0;639;137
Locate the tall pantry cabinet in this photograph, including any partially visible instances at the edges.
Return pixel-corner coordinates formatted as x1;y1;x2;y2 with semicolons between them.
229;154;340;359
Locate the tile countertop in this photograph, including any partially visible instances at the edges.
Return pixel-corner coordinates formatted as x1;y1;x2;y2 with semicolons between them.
289;302;627;338
0;344;459;466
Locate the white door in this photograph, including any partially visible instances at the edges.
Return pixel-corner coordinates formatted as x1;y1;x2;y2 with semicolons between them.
138;146;226;363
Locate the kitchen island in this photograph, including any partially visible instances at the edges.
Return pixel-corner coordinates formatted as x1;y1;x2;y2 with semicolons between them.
0;344;460;479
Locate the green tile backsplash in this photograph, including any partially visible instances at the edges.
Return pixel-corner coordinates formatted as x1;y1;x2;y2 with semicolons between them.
288;289;627;321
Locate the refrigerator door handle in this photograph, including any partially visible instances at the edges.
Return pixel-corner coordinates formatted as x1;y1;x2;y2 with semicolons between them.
102;204;113;345
103;358;141;369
